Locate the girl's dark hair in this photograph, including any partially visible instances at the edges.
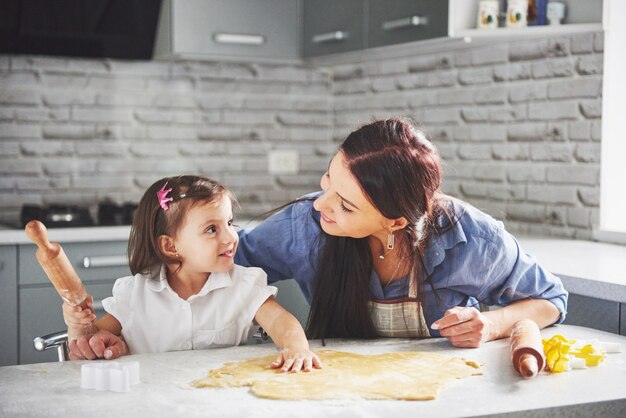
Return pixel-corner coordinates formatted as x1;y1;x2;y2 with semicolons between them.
306;117;445;339
128;175;235;276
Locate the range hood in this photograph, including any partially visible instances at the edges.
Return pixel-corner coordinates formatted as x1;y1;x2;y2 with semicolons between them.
0;0;162;60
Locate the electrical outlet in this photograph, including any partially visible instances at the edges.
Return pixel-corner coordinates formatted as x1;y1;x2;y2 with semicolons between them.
268;150;299;174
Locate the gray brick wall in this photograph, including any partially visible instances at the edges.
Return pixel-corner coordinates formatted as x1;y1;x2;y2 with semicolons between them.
0;31;603;239
331;32;603;239
0;57;333;223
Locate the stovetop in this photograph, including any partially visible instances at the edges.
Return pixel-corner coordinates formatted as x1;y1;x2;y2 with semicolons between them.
12;202;138;229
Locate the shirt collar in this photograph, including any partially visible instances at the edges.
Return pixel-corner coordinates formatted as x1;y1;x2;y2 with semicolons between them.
422;203;467;276
145;265;169;292
145;265;233;295
196;270;232;296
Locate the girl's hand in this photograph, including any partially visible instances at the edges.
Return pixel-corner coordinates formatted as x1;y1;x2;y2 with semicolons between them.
271;348;323;373
62;295;96;328
431;306;497;348
69;330;128;361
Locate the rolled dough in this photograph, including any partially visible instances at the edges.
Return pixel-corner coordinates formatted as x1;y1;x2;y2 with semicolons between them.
192;350;482;400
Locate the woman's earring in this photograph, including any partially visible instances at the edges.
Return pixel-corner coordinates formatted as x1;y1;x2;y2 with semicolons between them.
386;232;395;250
379;232;395;260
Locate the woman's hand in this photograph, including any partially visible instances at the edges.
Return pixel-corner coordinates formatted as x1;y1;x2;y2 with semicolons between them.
431;306;497;348
69;330;129;361
270;347;323;373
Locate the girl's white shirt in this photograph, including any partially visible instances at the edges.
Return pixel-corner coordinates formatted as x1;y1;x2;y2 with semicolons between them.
101;264;277;355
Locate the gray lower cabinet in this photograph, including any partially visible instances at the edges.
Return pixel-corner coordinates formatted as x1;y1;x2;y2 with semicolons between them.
621;304;626;336
17;240;129;365
19;282;120;364
273;279;310;328
563;293;621;334
0;246;18;366
303;0;365;57
368;0;448;48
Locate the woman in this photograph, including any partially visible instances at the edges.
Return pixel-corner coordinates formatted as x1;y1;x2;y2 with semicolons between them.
235;117;567;348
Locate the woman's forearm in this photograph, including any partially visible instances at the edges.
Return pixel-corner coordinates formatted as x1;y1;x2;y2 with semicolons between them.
483;298;561;341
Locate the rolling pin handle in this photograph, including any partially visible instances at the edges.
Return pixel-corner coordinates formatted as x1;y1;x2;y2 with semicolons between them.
519;353;539;379
25;220;55;253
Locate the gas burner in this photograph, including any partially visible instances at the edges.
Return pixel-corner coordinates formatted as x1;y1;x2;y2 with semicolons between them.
20;202;137;229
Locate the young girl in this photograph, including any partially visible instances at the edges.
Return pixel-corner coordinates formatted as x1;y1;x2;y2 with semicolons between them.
63;175;321;373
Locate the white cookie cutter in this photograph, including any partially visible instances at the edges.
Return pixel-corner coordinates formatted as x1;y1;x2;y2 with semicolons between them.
81;361;140;392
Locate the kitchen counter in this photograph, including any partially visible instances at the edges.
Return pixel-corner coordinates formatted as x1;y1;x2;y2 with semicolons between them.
519;236;626;304
1;325;625;418
2;227;624;302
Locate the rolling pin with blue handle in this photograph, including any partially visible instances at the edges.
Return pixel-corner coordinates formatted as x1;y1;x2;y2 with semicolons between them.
25;220;93;339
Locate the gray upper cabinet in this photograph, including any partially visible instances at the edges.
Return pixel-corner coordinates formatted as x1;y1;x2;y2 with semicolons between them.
302;0;365;57
368;0;448;49
303;0;449;58
154;0;301;60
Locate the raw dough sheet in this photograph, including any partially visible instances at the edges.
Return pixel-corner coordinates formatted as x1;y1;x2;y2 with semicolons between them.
192;349;482;400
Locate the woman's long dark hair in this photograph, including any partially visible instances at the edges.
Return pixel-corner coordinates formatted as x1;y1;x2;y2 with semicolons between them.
128;175;235;277
306;118;445;339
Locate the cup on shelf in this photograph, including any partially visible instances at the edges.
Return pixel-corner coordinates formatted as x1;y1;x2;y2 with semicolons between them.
506;0;528;28
547;2;566;25
477;0;499;29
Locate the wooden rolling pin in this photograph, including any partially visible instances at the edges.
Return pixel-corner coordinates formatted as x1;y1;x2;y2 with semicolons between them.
510;319;546;379
25;220;93;338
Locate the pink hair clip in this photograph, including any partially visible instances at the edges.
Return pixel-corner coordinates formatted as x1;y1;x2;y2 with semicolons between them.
157;181;174;211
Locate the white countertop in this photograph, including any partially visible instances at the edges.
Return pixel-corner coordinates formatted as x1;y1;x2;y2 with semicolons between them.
0;325;625;418
519;236;626;303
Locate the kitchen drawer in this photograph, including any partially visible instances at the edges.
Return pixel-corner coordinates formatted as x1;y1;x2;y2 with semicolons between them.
18;241;130;285
0;246;18;366
368;0;448;48
563;293;620;334
19;282;114;365
158;0;300;60
303;0;365;57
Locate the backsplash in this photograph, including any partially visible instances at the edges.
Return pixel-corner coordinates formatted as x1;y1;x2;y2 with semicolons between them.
0;58;334;223
0;31;603;238
330;32;603;239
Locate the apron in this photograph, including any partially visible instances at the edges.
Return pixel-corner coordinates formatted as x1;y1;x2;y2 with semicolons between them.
368;277;431;338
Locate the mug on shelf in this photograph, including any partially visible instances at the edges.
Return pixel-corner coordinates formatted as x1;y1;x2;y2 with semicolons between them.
477;0;499;29
547;2;566;25
506;0;528;28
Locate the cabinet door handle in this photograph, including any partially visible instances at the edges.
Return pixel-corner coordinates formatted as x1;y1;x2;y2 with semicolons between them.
213;33;265;45
312;31;349;43
382;16;428;31
82;255;127;268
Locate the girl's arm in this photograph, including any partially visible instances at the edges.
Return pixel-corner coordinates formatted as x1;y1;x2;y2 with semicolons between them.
432;298;560;348
254;296;322;372
62;296;122;336
63;297;126;360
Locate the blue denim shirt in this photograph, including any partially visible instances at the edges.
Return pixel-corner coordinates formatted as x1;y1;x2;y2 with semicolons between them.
235;193;568;336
